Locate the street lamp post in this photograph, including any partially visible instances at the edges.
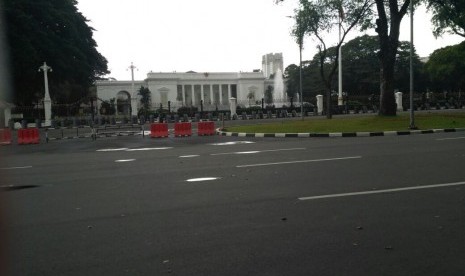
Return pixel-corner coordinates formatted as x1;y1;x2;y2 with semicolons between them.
338;10;343;106
38;62;52;126
409;0;416;129
288;14;305;120
299;34;304;120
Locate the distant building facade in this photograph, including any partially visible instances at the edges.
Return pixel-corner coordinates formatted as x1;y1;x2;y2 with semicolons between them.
96;54;285;115
262;53;283;79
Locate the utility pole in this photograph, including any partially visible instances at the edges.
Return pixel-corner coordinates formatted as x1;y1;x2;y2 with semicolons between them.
38;62;52;126
288;14;305;120
409;0;416;129
299;20;304;121
338;5;344;106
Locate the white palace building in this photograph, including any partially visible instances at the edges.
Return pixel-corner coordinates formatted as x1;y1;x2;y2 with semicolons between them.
96;53;285;115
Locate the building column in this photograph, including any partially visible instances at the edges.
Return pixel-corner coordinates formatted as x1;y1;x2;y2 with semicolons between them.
192;85;196;106
228;84;232;100
201;85;205;103
182;85;186;106
219;84;223;105
210;85;214;105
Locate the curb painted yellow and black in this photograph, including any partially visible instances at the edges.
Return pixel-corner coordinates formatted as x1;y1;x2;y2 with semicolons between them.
216;128;465;138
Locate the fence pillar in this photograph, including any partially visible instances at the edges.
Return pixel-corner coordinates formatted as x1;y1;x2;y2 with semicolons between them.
316;95;324;115
229;97;237;117
395;92;403;111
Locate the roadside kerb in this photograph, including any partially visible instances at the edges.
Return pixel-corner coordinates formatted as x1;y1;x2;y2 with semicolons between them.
216;127;465;138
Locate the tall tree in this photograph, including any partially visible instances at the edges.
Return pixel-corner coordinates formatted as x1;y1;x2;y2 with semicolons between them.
279;0;419;116
425;41;465;93
374;0;416;115
293;0;373;118
284;35;425;101
3;0;109;105
426;0;465;38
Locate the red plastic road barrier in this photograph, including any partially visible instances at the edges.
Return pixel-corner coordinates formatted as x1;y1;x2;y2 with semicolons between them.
0;128;12;145
31;128;40;144
198;121;215;136
17;129;24;144
175;122;192;137
17;128;40;145
150;123;169;138
23;129;32;144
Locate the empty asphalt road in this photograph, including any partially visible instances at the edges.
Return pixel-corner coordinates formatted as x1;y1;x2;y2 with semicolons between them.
1;132;465;275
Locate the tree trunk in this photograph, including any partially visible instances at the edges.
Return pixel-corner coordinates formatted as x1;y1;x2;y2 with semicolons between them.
379;58;397;115
326;87;332;119
375;0;409;116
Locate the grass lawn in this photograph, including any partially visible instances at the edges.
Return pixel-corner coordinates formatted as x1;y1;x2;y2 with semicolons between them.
224;112;465;133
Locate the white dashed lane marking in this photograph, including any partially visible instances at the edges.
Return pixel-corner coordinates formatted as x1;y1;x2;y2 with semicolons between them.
210;141;255;146
98;147;172;152
0;166;33;170
186;177;221;182
126;147;172;151
436;136;465;141
211;148;305;156
115;159;136;163
236;156;362;168
97;148;128;152
299;181;465;201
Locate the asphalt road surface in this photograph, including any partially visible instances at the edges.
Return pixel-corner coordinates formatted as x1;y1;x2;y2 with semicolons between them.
1;132;465;275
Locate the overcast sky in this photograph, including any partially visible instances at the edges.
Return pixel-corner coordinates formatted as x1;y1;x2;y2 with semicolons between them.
76;0;464;81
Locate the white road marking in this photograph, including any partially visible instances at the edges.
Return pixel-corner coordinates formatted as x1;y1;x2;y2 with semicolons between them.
186;177;220;182
179;155;200;158
436;136;465;141
236;156;361;168
115;159;136;162
299;181;465;201
211;148;306;156
97;148;128;152
210;141;255;146
126;147;172;151
0;166;33;170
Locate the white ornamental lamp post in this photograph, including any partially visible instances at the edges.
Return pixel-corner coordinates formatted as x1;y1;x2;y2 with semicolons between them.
38;62;52;126
128;62;138;117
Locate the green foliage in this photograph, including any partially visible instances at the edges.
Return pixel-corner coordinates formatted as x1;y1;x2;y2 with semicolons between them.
292;0;373;118
285;35;426;100
265;85;273;104
427;0;465;37
138;86;152;110
3;0;109;105
425;41;465;92
100;100;115;115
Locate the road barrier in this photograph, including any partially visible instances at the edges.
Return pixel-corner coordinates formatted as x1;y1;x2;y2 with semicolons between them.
174;122;192;137
197;121;215;136
150;123;169;138
18;128;40;145
0;128;12;145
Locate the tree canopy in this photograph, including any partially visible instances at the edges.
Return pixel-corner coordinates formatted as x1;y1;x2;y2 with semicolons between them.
284;35;426;102
3;0;109;105
293;0;373;118
425;41;465;92
280;0;419;116
426;0;465;37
